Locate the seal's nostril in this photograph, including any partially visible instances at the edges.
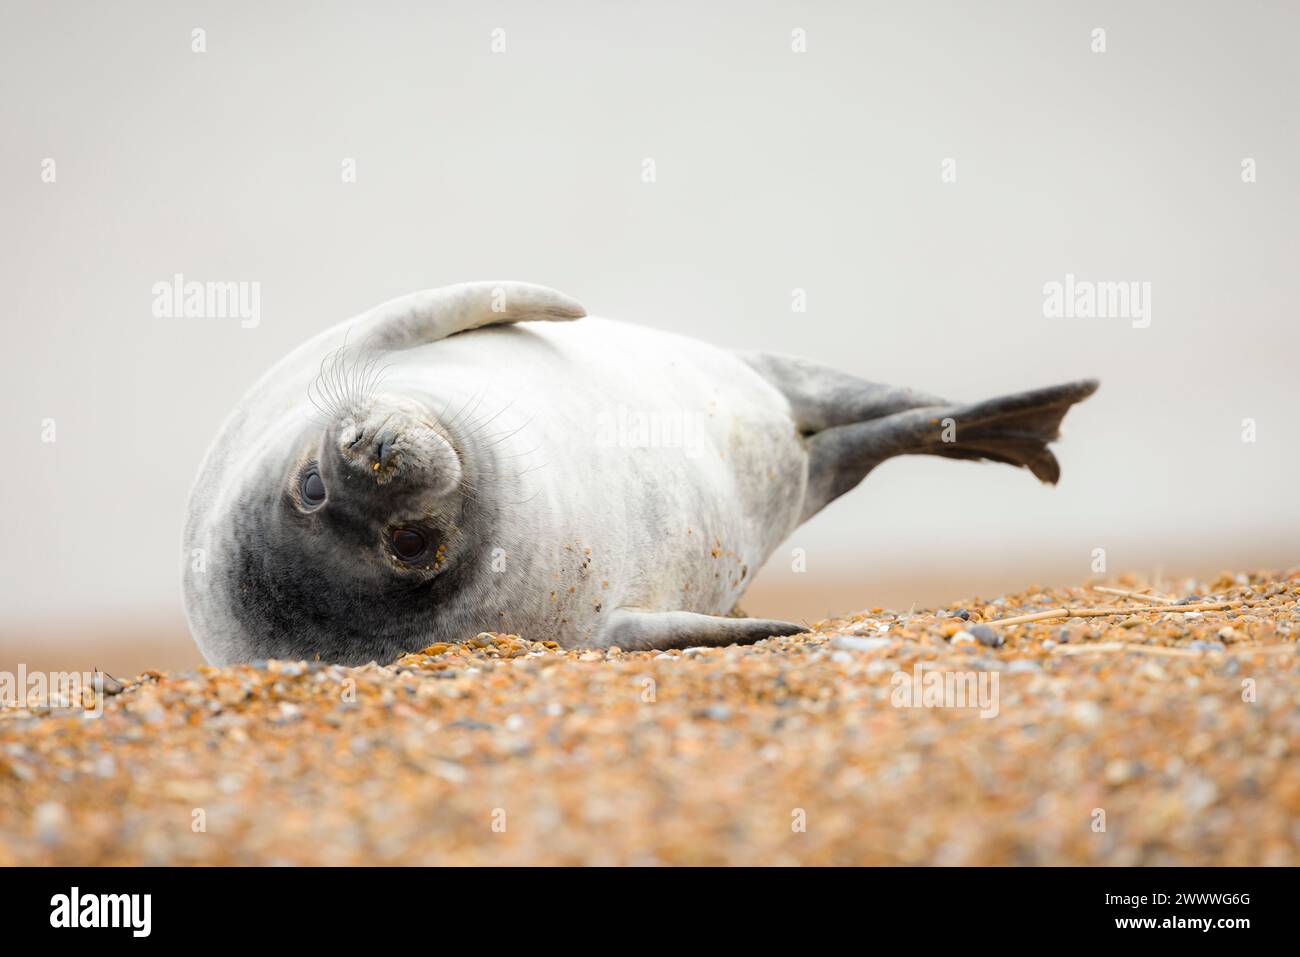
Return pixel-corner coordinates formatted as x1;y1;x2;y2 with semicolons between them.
377;432;396;469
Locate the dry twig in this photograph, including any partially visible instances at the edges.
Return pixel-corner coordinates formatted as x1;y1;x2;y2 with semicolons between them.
992;600;1240;628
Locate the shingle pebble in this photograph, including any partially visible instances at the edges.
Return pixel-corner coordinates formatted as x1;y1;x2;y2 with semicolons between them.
830;635;893;653
970;623;1003;647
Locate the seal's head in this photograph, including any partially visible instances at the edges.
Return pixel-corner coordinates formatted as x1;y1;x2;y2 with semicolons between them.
181;281;586;666
186;384;485;665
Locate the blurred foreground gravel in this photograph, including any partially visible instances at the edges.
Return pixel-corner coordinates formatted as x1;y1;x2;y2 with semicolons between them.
3;570;1298;865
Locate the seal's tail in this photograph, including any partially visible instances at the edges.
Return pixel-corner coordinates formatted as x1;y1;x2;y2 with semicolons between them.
802;379;1099;519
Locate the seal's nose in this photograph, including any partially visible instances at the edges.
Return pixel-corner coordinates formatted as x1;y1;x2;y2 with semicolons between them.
375;428;399;470
333;400;444;487
337;414;396;481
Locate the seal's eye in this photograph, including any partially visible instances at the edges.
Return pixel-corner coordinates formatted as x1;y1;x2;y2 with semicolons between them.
391;528;426;560
301;469;326;506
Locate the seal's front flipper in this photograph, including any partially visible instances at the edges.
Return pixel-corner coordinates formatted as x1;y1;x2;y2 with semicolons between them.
598;609;805;651
804;379;1099;520
350;281;585;350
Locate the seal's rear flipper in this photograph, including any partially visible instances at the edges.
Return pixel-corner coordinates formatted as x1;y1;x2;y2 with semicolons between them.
598;608;805;651
803;379;1099;520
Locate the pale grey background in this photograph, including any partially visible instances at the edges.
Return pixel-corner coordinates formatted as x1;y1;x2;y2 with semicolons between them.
2;1;1296;669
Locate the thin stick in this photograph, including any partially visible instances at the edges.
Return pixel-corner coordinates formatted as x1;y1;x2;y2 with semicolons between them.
990;608;1071;626
991;600;1240;628
1091;585;1178;604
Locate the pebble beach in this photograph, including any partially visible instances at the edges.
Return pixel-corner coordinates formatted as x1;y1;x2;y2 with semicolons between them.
2;570;1298;866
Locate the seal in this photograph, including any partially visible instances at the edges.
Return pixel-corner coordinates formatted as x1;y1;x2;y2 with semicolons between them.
182;281;1097;665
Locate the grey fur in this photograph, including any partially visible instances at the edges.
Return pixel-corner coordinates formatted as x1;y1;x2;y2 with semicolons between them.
182;282;1097;665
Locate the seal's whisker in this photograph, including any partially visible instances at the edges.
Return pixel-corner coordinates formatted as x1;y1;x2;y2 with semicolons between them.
337;348;362;413
440;390;483;433
307;349;343;423
504;487;548;507
360;358;394;404
314;346;350;421
305;388;337;426
487;443;544;462
477;417;536;450
345;351;389;417
513;461;549;479
459;397;517;439
305;343;397;429
445;390;489;433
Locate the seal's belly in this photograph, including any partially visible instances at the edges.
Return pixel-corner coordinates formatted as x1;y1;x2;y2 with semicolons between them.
406;318;808;645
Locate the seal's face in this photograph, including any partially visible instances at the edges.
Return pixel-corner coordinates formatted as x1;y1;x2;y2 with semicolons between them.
200;395;479;666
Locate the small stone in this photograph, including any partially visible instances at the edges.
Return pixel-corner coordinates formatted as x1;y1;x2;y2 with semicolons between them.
1071;701;1103;727
97;672;125;696
951;630;976;646
1104;760;1133;785
1119;617;1143;629
32;802;67;842
1138;661;1168;681
448;719;495;731
1217;627;1240;643
277;702;303;722
831;635;892;653
970;624;1003;647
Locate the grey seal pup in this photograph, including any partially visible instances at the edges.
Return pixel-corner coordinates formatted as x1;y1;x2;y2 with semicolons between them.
182;281;1097;665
